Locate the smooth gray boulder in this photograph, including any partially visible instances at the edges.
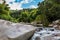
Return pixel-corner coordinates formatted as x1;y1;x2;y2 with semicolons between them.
7;25;36;40
0;19;36;40
0;19;9;40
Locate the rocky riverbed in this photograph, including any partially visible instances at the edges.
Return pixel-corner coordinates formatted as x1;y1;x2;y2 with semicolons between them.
0;19;60;40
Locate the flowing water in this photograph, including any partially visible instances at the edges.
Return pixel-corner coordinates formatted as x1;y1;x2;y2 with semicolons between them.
31;28;60;40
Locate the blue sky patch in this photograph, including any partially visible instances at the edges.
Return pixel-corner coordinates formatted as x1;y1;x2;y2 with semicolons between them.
22;0;44;8
6;0;44;10
14;0;22;3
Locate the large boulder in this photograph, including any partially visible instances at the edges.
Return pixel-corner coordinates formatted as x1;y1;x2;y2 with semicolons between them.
53;19;60;30
31;21;43;27
0;19;36;40
48;19;60;30
7;25;36;40
0;19;10;40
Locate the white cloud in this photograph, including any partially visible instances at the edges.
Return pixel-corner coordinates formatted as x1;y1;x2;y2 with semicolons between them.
23;0;33;3
23;0;29;3
20;0;34;4
0;0;23;10
29;5;38;8
7;0;34;10
5;0;15;4
8;3;23;10
5;0;23;10
0;0;36;10
0;0;3;4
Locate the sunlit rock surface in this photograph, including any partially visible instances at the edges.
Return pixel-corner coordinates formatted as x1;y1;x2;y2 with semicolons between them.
48;19;60;30
7;25;36;40
53;19;60;30
0;19;36;40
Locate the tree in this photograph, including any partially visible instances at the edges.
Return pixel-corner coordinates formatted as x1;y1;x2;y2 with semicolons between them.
0;0;14;22
38;0;60;26
38;0;49;26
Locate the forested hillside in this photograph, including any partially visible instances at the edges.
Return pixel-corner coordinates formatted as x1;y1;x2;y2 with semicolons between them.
0;0;60;26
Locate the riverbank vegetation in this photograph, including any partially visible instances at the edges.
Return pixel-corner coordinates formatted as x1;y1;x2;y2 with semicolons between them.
0;0;60;26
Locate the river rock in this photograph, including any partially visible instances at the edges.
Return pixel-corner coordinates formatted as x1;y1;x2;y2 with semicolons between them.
0;19;36;40
48;19;60;30
53;19;60;30
31;22;43;27
0;19;9;40
35;37;41;40
7;25;36;40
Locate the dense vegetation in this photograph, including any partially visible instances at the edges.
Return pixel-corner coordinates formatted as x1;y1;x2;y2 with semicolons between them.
0;0;60;26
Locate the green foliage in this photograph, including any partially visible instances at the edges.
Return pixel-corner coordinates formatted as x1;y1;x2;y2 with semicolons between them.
38;0;60;26
10;9;38;23
0;0;60;27
0;0;18;22
35;15;41;22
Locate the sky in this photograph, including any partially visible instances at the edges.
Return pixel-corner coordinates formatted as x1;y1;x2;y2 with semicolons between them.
0;0;44;10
